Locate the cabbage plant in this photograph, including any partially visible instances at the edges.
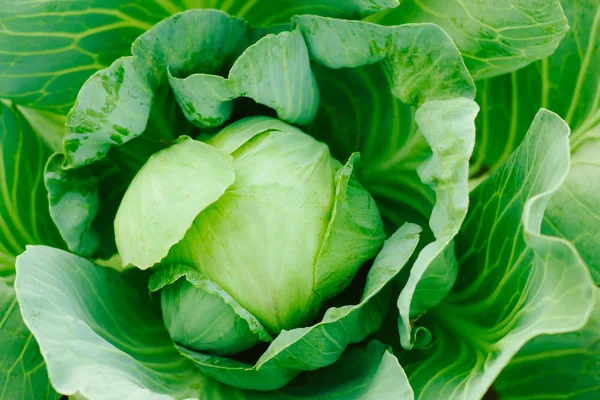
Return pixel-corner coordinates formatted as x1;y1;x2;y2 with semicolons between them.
0;1;598;400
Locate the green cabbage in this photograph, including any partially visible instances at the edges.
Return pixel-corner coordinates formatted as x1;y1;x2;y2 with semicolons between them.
0;1;597;399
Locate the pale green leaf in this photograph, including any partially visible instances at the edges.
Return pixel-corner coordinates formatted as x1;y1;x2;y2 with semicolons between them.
468;0;600;284
295;16;475;104
46;83;191;260
368;0;569;79
400;110;595;399
544;126;600;284
63;56;154;167
45;153;100;258
542;1;600;285
66;341;416;400
203;115;303;153
14;245;228;400
495;287;600;400
314;152;385;301
396;98;478;349
63;9;250;168
170;28;318;127
115;136;235;270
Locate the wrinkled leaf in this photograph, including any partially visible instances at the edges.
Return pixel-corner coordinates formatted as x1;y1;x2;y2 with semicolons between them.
396;98;478;349
400;110;595;399
368;0;569;79
47;83;189;260
63;9;250;168
170;28;318;127
468;0;600;284
296;16;475;103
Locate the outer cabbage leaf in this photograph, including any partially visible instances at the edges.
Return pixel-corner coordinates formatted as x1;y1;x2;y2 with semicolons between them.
0;102;64;279
313;152;386;301
394;99;477;349
14;106;65;152
295;17;475;103
169;28;319;127
0;0;180;113
468;0;600;284
545;126;600;284
1;281;58;400
541;0;600;284
469;0;599;174
0;102;65;399
45;153;100;258
15;246;218;400
398;110;595;399
368;0;569;80
64;343;416;400
495;287;600;400
15;245;416;400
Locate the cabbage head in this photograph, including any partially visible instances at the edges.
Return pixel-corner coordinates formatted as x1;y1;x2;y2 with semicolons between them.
0;1;597;400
